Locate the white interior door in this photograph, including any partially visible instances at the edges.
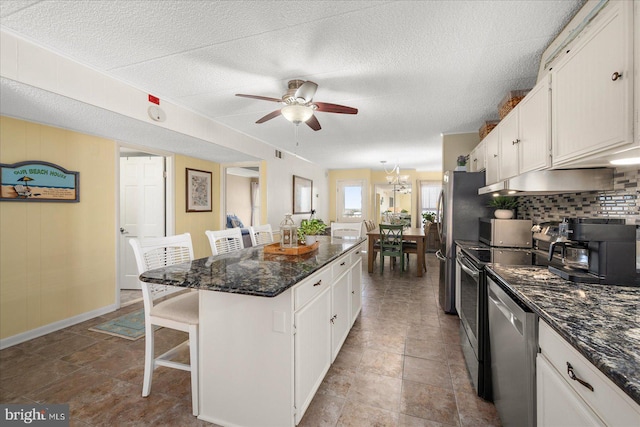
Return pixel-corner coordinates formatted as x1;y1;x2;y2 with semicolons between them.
119;156;166;290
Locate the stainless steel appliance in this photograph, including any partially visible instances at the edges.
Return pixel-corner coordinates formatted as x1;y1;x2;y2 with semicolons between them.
456;243;534;401
535;218;638;286
436;171;492;314
479;218;532;248
487;276;537;427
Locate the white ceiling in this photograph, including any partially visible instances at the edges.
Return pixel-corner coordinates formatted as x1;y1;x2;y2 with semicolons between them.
0;0;585;171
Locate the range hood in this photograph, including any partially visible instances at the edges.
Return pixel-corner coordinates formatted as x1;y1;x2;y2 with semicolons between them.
478;168;614;195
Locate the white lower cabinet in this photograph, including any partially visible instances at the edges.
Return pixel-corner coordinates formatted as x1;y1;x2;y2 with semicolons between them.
331;271;350;361
350;257;362;326
537;354;605;426
537;320;640;426
294;286;331;424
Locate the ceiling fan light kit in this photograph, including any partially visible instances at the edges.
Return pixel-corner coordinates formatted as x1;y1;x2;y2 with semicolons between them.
236;79;358;131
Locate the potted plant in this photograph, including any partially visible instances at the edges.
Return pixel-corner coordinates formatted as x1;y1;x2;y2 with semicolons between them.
456;155;468;171
422;211;436;233
488;196;518;219
297;218;326;245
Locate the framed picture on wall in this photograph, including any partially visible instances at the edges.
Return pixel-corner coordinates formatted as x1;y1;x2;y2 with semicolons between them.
186;168;212;212
293;175;313;214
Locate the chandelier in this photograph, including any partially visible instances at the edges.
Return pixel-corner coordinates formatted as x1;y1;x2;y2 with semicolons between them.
381;161;410;185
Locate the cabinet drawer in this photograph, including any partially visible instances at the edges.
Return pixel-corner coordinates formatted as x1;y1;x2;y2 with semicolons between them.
332;254;350;279
538;321;640;425
350;244;364;264
294;268;331;310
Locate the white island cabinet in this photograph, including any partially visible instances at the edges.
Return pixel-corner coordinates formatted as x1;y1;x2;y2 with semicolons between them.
197;240;363;427
537;320;640;427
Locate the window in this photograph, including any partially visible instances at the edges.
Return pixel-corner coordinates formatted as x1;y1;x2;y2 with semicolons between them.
418;180;441;215
337;179;366;222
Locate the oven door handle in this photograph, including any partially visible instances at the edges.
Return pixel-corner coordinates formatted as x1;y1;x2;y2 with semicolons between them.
456;254;479;278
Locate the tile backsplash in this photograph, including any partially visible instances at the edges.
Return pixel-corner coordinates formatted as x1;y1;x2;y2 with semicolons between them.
517;166;639;225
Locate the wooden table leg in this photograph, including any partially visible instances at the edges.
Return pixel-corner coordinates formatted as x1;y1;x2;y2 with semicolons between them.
417;236;425;277
368;235;374;273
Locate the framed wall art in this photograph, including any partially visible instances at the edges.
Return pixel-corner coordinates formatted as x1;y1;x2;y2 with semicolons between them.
186;168;212;212
293;175;313;214
0;160;80;202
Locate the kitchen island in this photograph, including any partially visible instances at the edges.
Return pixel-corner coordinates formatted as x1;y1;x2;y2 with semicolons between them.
140;236;365;426
486;265;640;422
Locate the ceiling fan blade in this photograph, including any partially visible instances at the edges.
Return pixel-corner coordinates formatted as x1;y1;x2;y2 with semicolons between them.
256;110;282;124
236;94;282;103
305;114;321;131
314;102;358;114
295;81;318;103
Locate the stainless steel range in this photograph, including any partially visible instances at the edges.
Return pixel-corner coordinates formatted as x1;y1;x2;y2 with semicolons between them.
456;231;532;402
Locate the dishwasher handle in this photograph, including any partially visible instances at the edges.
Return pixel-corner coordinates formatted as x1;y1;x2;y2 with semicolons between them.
488;285;524;336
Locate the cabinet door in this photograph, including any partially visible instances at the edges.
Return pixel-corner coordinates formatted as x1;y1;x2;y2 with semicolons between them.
350;258;362;326
498;110;519;180
484;130;500;184
476;140;486;171
537;354;605;427
518;80;551;173
331;272;350;361
552;1;633;164
294;287;331;423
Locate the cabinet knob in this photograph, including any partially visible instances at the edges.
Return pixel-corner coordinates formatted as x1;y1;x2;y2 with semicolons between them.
512;139;520;145
493;154;498;158
611;71;622;81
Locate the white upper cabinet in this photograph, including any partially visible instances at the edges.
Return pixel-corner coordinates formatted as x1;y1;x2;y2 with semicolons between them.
469;140;486;172
552;0;634;166
484;130;500;185
498;109;520;180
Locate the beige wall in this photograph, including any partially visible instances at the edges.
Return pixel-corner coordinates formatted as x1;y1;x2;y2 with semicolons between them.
0;116;116;340
442;132;480;172
175;155;221;259
226;174;253;227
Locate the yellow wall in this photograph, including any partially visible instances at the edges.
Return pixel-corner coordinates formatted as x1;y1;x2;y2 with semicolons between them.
0;116;116;339
328;168;441;227
175;155;221;259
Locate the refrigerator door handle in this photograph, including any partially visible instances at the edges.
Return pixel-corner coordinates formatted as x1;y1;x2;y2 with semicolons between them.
436;189;444;241
435;249;446;262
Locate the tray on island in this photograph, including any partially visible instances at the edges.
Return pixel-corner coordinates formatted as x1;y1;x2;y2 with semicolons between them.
263;241;319;255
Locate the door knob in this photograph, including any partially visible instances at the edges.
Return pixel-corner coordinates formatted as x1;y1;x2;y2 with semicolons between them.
120;227;129;234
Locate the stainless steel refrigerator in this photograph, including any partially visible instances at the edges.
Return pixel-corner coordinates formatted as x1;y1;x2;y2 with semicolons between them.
436;171;491;314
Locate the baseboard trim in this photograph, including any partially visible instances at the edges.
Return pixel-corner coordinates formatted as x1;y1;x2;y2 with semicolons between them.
0;304;118;350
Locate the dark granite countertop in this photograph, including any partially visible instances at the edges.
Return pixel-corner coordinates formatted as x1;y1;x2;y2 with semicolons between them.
486;264;640;406
139;236;365;297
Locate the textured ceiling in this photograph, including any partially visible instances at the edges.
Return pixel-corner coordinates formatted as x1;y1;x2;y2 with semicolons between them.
0;0;585;171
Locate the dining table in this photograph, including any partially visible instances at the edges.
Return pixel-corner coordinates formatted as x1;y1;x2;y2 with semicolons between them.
367;226;427;277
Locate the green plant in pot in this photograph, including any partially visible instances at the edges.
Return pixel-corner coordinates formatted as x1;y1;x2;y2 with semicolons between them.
297;219;326;245
421;211;436;233
488;196;518;219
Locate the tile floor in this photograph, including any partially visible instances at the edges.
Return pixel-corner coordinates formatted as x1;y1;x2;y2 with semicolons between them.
0;253;501;426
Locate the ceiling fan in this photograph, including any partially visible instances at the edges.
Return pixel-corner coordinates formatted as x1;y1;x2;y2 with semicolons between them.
236;79;358;131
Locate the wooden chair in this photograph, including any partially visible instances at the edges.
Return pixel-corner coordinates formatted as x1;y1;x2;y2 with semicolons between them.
129;233;199;416
402;223;429;272
331;222;363;239
249;224;274;246
379;224;405;273
205;228;245;255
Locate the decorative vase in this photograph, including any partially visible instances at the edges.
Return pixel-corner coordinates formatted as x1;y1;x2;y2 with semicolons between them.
305;235;317;245
494;209;514;219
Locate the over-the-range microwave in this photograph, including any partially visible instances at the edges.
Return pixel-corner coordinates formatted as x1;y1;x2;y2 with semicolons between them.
479;218;532;248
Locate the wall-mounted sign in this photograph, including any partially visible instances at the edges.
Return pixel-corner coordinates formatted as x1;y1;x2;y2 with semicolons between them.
0;161;80;202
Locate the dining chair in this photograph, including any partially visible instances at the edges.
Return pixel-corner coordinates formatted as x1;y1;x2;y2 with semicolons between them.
249;224;274;246
378;224;405;273
129;233;199;416
402;223;429;272
205;228;245;255
331;222;363;239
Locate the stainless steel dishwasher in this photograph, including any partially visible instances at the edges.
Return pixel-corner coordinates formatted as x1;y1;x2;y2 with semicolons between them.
487;276;537;427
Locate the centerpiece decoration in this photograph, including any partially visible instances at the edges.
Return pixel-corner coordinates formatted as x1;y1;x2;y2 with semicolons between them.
297;218;326;245
488;196;518;219
422;211;436;233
